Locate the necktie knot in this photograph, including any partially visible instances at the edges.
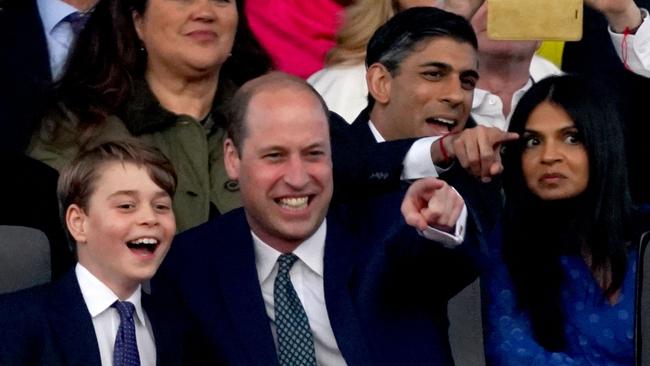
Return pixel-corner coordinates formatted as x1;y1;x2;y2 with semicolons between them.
113;301;136;320
63;11;90;35
277;253;299;275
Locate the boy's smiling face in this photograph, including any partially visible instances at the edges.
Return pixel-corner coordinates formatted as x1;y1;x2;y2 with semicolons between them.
68;161;176;299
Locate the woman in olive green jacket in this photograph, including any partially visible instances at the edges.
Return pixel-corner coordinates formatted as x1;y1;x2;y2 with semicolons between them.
29;0;271;233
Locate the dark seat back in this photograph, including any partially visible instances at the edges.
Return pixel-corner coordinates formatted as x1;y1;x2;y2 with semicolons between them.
0;225;51;294
448;278;485;366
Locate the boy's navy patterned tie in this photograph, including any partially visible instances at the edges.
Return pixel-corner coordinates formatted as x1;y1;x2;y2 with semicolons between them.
112;301;141;366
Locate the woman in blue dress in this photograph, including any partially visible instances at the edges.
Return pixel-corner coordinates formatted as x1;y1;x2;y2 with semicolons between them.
483;75;642;365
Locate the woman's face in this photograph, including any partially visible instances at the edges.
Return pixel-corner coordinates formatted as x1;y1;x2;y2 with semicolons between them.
133;0;238;77
521;101;589;201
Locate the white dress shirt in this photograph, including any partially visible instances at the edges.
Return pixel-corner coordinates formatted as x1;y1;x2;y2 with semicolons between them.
369;120;468;247
253;207;467;364
471;55;563;131
308;63;369;123
76;264;156;366
36;0;86;81
367;120;445;180
253;221;347;366
609;8;650;78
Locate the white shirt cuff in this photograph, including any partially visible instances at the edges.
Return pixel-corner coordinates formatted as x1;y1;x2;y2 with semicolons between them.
609;8;650;78
416;192;467;249
401;137;448;180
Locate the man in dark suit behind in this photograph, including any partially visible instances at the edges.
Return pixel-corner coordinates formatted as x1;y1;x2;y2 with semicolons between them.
0;0;96;152
153;71;476;365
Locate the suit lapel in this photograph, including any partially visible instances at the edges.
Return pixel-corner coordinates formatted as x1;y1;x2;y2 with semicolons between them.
349;108;379;145
46;271;102;366
213;211;278;364
323;215;374;365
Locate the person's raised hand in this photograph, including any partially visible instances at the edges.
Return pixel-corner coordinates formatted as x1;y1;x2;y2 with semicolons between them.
401;177;465;232
441;126;518;182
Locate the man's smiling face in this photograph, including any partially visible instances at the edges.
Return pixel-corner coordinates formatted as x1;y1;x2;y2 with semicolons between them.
377;36;478;140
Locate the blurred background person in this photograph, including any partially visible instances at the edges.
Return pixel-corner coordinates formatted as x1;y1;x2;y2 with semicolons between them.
245;0;352;79
0;0;98;153
467;2;562;130
27;0;272;233
307;0;400;122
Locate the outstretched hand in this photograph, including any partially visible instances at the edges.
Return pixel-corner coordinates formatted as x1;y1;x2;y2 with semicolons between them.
440;126;519;183
401;178;465;233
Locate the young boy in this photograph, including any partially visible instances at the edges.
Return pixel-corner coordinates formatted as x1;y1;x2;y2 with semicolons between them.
0;140;186;365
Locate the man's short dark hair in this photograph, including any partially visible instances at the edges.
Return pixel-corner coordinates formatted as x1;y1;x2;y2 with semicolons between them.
365;7;478;108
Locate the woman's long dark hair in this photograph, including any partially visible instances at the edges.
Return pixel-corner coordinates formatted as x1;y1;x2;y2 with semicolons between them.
501;75;633;351
52;0;271;135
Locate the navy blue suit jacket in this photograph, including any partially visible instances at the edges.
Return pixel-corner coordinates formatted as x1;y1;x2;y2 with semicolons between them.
0;0;54;152
153;200;477;365
330;109;502;247
0;269;189;365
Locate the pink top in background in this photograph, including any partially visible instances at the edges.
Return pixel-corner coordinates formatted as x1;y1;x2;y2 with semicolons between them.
245;0;344;79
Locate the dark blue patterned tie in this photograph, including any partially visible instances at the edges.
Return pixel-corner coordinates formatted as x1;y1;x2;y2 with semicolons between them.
112;301;141;366
274;253;317;366
62;11;89;35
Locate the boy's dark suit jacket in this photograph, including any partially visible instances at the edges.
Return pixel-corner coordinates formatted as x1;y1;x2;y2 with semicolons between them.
0;269;189;365
153;196;477;365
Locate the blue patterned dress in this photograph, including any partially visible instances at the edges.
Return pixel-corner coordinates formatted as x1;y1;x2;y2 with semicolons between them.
483;227;637;366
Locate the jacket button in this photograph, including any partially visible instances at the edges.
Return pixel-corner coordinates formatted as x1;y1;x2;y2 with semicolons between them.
224;180;239;192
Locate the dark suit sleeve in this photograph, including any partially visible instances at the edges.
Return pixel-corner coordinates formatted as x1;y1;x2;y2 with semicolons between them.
357;190;479;307
330;111;416;202
151;232;227;365
0;0;54;152
383;221;479;305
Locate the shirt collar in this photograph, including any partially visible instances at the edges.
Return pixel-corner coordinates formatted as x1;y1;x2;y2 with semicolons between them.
37;0;82;34
252;219;327;283
367;120;385;143
472;87;490;110
472;77;534;122
75;263;147;327
510;78;534;116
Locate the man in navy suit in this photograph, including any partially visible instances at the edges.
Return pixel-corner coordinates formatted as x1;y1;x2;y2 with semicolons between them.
0;0;96;152
0;141;190;365
330;7;518;243
153;72;476;365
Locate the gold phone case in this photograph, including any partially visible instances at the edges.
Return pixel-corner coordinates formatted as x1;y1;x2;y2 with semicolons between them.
487;0;583;41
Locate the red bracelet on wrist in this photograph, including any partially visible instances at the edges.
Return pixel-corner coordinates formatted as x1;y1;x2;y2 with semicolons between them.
439;133;456;162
